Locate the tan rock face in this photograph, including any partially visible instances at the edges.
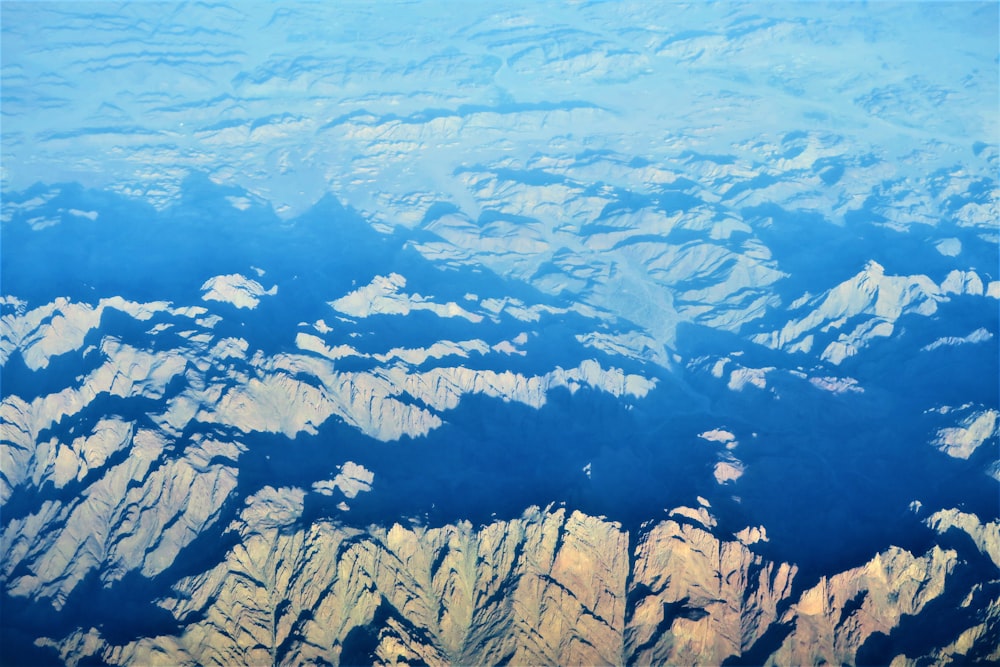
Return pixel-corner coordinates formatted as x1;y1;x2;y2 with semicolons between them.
1;429;240;610
2;283;996;667
770;545;958;667
3;293;996;667
43;501;996;667
626;518;796;666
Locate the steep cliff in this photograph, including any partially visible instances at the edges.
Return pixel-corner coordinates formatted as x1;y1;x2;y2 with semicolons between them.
37;498;997;666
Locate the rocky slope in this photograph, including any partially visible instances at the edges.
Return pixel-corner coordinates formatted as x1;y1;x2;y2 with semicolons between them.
2;3;997;661
32;496;999;667
2;183;997;663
